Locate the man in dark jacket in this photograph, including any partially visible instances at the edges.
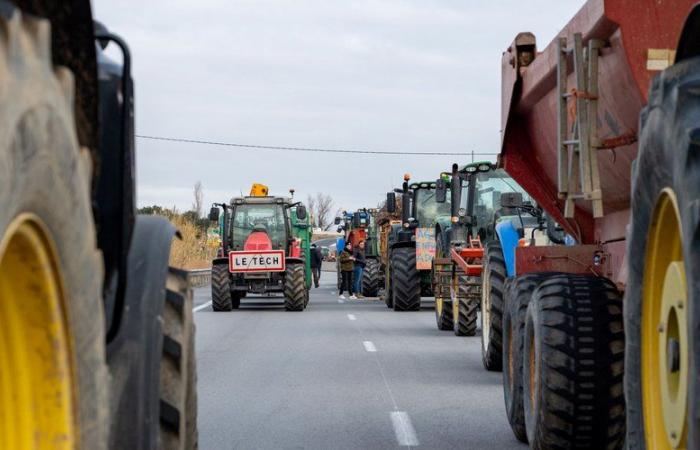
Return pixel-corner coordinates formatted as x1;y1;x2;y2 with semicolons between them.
310;244;323;288
352;240;366;297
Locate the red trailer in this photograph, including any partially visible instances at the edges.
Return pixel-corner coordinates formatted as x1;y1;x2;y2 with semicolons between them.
497;1;700;448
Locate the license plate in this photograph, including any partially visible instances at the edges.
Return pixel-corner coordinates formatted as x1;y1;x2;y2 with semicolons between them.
228;250;286;273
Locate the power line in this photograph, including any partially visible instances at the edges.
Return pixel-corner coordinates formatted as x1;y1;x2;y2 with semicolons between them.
135;134;499;157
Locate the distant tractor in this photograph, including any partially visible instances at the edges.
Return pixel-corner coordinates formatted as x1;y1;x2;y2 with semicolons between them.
334;209;382;296
384;175;451;311
209;185;311;311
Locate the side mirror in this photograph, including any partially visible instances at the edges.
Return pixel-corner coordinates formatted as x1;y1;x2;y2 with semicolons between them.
334;217;341;225
209;207;220;222
296;205;307;221
386;192;396;213
435;178;447;203
500;192;523;208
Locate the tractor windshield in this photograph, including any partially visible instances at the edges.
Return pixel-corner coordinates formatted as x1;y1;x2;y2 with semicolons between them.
472;169;536;237
231;203;287;250
414;189;451;226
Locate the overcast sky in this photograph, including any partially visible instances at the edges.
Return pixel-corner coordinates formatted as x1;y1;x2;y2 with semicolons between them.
93;0;585;216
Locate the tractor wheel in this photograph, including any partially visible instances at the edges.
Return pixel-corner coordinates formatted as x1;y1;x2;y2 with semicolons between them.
501;272;557;443
211;263;233;311
453;275;478;336
434;297;453;331
0;7;108;447
481;241;506;371
160;268;198;449
230;291;243;309
362;258;380;297
391;246;421;311
523;274;625;449
383;261;394;308
284;263;306;311
624;55;700;449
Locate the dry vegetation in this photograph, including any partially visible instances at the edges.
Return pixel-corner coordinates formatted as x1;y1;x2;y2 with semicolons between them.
168;214;218;270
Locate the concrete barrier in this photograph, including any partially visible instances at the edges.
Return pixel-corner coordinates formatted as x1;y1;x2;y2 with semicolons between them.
187;268;211;287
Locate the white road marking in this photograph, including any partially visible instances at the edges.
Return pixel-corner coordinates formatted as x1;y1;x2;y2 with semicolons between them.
391;411;420;447
347;314;357;321
363;341;377;352
192;301;212;313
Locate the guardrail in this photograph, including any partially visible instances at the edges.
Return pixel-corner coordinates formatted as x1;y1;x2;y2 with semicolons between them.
187;268;211;287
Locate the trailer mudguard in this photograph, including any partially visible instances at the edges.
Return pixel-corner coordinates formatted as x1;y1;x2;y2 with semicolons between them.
495;220;519;277
106;215;178;450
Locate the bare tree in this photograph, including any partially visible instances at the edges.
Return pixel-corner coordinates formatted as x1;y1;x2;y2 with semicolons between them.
192;181;204;218
306;194;317;226
315;192;334;229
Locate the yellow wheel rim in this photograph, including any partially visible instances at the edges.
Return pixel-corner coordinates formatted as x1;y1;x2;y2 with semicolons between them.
642;189;688;449
0;214;76;449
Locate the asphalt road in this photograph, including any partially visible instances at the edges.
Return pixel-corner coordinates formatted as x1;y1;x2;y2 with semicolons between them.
193;276;526;450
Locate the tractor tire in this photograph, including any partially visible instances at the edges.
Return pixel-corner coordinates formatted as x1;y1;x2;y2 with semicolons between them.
211;263;233;311
454;276;478;336
523;274;625;449
284;263;306;311
391;246;421;311
624;54;700;450
501;272;557;443
160;268;198;449
435;297;453;331
362;258;380;297
230;290;243;309
0;7;108;447
481;241;506;371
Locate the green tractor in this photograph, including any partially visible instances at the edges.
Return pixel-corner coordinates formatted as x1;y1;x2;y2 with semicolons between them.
334;209;382;296
209;186;311;311
383;175;452;311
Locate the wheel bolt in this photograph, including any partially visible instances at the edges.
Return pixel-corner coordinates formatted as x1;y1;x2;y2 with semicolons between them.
677;300;684;309
658;324;665;333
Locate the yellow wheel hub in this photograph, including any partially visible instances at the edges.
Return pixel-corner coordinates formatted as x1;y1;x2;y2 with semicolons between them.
0;215;76;449
642;189;688;449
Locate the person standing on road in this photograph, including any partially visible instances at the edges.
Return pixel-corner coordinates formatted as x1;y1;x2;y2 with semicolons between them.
338;242;355;299
353;240;366;298
310;243;323;288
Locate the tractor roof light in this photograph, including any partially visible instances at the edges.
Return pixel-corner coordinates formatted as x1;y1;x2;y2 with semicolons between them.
404;173;411;181
465;165;478;173
478;163;492;172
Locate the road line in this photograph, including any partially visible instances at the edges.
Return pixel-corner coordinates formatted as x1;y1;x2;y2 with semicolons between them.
390;411;419;447
192;301;212;313
347;314;357;321
363;341;377;352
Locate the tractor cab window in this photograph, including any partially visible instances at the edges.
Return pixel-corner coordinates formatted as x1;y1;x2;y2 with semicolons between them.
414;189;451;226
231;203;286;250
474;169;534;238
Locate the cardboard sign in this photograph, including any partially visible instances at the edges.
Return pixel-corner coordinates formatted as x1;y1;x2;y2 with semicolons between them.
229;250;286;273
415;228;436;270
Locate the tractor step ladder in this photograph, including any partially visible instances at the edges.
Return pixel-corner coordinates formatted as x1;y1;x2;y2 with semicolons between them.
557;33;604;218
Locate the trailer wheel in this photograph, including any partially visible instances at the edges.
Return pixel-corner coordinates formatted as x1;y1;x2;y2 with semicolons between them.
502;272;557;443
0;8;108;447
362;258;380;297
383;260;394;308
435;297;453;331
481;242;506;370
391;246;421;311
284;263;306;311
211;263;233;311
625;55;700;449
159;268;198;449
523;274;625;449
453;275;478;336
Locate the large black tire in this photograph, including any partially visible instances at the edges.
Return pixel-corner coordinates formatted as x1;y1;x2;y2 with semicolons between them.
502;272;557;443
481;241;506;371
435;297;453;331
284;263;306;311
391;246;421;311
160;268;198;449
523;275;625;449
454;275;478;336
211;263;233;311
362;258;380;297
625;54;700;449
0;7;108;446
